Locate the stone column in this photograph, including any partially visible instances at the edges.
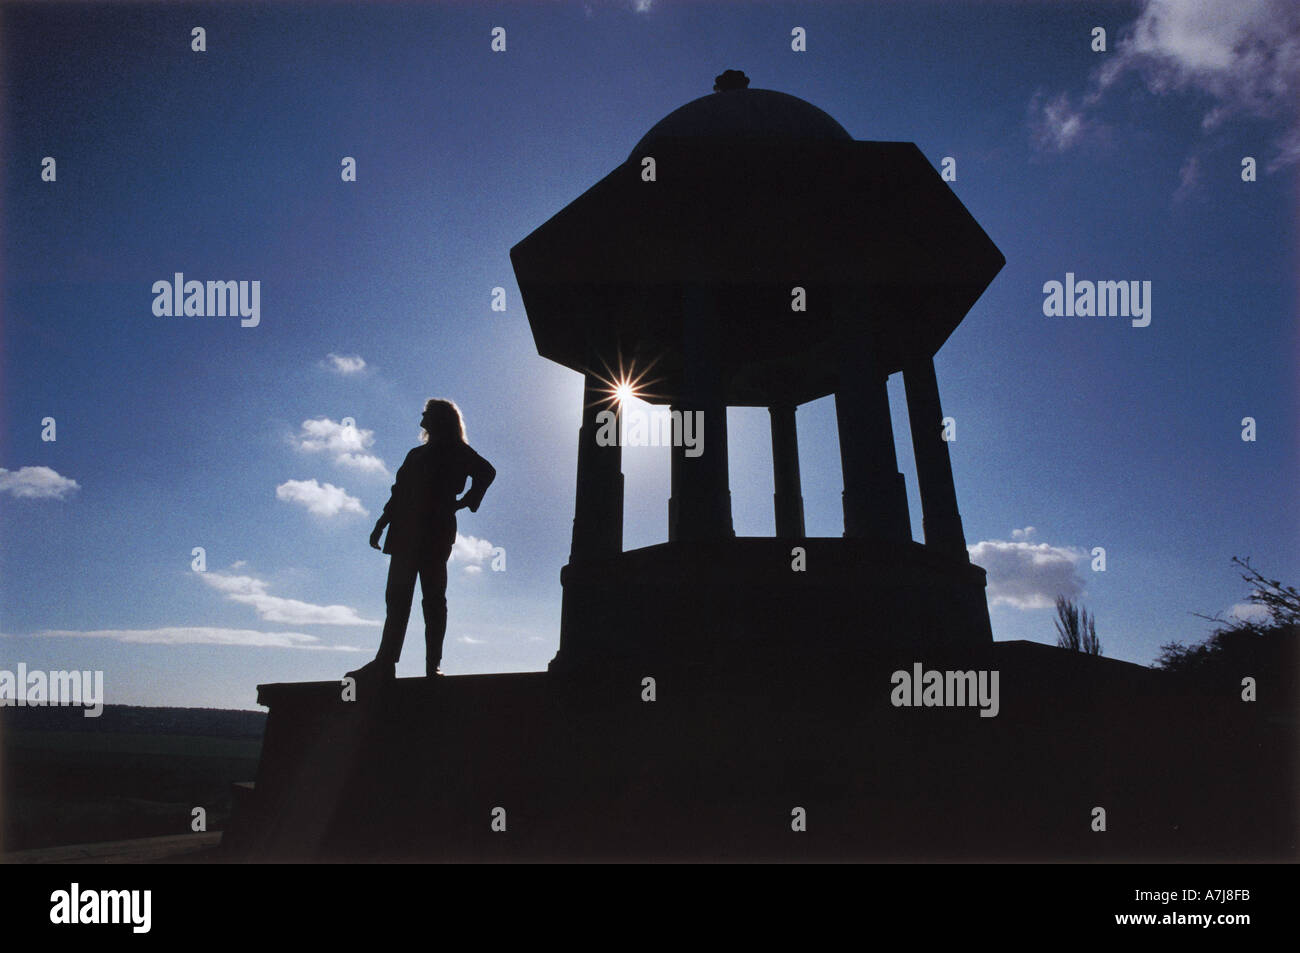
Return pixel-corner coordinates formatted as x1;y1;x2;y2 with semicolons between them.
834;306;911;542
669;285;733;542
903;353;968;559
769;402;805;538
569;370;623;561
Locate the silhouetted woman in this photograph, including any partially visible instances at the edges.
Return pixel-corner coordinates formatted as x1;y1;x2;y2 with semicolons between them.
349;399;495;681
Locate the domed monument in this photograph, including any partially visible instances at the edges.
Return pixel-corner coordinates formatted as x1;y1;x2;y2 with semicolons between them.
511;70;1004;676
227;76;1276;864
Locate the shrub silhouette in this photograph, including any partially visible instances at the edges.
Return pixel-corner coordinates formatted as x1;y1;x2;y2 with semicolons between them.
1054;596;1102;655
1156;557;1299;713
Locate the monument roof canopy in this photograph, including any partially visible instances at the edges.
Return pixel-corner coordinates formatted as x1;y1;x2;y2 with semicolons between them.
630;88;853;155
511;86;1005;406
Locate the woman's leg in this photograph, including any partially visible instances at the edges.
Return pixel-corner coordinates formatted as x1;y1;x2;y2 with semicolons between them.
376;552;420;667
418;552;450;676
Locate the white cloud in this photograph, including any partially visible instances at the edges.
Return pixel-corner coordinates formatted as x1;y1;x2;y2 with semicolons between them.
451;533;497;572
295;418;369;455
968;536;1087;610
334;452;388;475
1173;154;1202;202
292;418;387;475
1229;602;1271;622
1027;91;1091;152
1270;124;1300;170
1032;0;1300;172
0;466;80;500
325;353;366;374
199;571;381;626
1011;526;1037;541
1117;0;1299;119
457;634;487;645
632;0;654;12
32;626;361;651
276;478;367;517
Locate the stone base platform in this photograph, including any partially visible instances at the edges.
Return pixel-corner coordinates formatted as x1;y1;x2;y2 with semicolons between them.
222;640;1296;862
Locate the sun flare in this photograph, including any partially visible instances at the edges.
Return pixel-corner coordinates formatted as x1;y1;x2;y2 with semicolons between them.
588;351;664;415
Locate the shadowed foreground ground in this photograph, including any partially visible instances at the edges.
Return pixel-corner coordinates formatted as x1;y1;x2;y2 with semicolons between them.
1;706;264;853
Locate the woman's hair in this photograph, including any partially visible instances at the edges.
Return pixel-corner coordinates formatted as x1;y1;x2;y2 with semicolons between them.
420;398;468;446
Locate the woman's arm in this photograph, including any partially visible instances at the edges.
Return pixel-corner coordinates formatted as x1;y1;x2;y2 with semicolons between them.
371;455;406;548
456;448;496;513
369;513;390;549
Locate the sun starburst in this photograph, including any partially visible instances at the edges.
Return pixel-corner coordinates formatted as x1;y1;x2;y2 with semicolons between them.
587;349;665;411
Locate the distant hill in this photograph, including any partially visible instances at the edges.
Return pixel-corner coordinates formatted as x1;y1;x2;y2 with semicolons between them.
2;705;266;852
0;704;265;738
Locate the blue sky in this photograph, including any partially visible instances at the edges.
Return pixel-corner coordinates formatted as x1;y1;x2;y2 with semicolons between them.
2;0;1296;709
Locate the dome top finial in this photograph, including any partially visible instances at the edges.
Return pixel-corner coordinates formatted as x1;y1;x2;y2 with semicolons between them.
713;69;750;93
